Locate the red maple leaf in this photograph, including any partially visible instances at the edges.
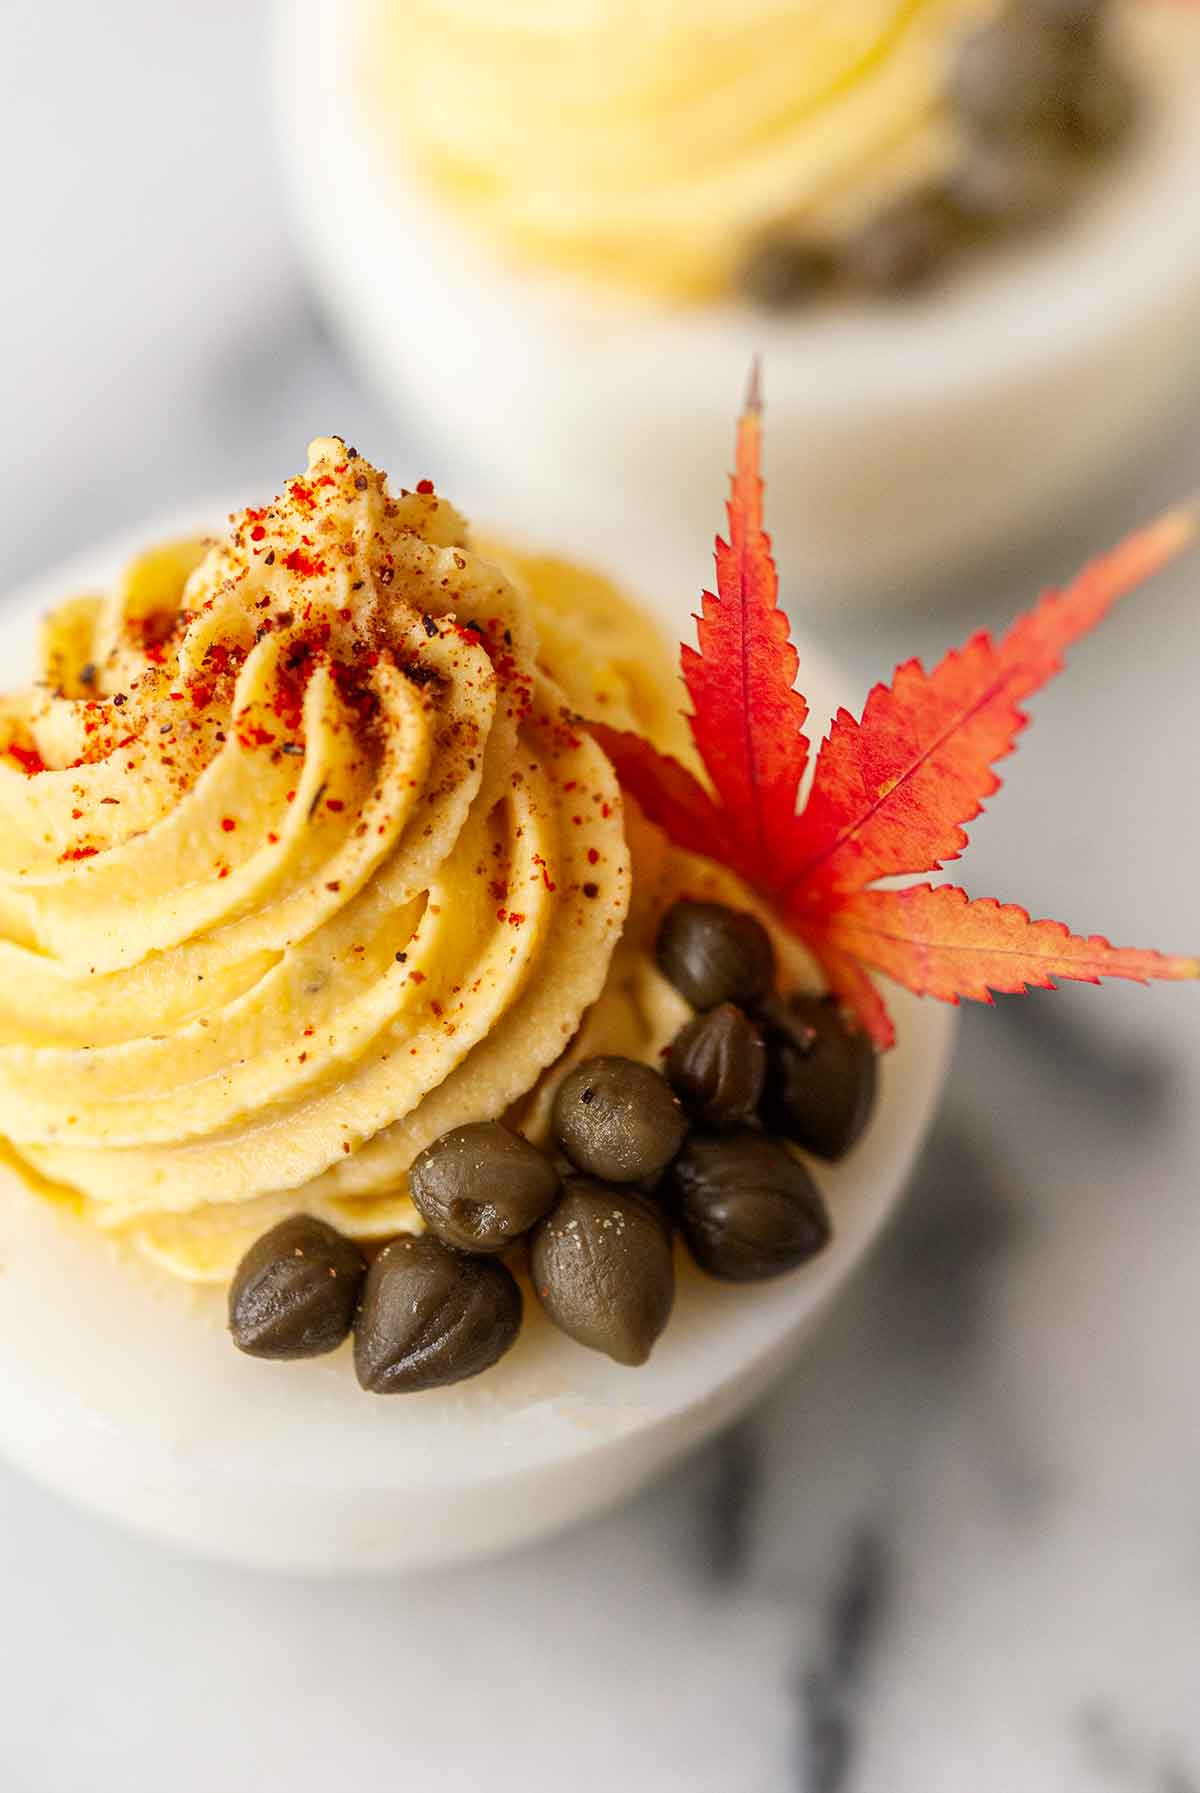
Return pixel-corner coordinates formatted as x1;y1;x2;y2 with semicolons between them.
590;385;1198;1048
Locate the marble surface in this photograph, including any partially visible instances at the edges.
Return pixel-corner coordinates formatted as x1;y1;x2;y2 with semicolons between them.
2;4;1199;1789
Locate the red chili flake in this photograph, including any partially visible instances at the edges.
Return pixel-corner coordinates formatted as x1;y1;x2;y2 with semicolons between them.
532;854;556;891
430;1001;443;1018
496;908;507;923
221;817;237;833
237;722;276;749
250;524;266;542
326;798;345;813
8;743;47;776
203;642;245;678
218;866;230;879
303;1026;314;1038
587;848;600;865
409;969;426;984
508;912;525;928
71;808;83;820
61;845;97;862
133;609;179;656
416;479;434;495
267;832;279;844
325;880;341;893
282;547;326;578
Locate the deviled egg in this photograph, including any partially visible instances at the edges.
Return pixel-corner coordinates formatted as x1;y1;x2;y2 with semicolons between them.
276;0;1200;605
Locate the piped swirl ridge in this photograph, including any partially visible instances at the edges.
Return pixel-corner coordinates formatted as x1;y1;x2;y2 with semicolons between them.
0;443;632;1277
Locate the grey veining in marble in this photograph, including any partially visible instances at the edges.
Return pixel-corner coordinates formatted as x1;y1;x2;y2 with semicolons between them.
2;4;1199;1790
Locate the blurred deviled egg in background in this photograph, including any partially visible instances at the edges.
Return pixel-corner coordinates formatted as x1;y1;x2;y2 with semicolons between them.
277;0;1200;612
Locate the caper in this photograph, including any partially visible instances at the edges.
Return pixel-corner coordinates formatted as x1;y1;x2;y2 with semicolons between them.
949;14;1083;140
530;1180;675;1365
354;1235;522;1394
1064;58;1136;151
666;1132;831;1282
841;188;962;295
759;994;878;1163
666;1003;766;1130
228;1215;366;1361
656;900;776;1012
410;1121;560;1253
950;139;1079;230
737;234;836;310
552;1056;687;1184
1016;0;1109;44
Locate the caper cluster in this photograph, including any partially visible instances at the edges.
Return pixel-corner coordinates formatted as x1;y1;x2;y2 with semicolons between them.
228;900;878;1391
739;0;1135;306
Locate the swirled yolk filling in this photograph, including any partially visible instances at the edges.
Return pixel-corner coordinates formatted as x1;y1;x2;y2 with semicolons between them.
364;0;997;298
0;442;798;1282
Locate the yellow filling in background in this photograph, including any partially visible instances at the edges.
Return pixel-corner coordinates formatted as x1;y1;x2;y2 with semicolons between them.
365;0;995;296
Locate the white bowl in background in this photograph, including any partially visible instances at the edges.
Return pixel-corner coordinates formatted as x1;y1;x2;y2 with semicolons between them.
0;517;953;1574
274;0;1200;616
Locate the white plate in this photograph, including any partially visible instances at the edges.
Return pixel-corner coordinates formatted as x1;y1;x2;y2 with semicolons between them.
0;514;953;1573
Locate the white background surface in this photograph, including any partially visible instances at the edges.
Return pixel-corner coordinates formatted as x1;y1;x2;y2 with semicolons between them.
2;4;1199;1790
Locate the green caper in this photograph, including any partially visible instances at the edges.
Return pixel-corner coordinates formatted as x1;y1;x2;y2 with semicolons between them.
656;900;776;1011
666;1003;766;1130
410;1121;560;1253
737;234;837;310
228;1215;366;1361
841;188;962;295
759;993;877;1163
552;1056;687;1184
531;1179;675;1365
666;1132;831;1282
354;1235;522;1394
